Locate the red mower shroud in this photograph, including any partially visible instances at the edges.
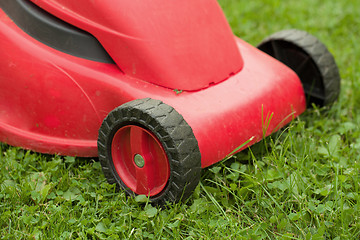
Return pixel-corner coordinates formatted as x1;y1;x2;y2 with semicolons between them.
0;0;308;202
30;0;244;91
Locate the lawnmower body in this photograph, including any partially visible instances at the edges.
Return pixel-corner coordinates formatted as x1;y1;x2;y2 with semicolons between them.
0;0;306;168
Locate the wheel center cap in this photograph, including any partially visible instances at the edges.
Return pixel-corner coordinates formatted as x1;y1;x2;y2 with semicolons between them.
134;154;145;168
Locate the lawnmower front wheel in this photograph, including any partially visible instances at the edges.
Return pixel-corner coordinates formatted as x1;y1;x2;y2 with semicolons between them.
97;98;201;205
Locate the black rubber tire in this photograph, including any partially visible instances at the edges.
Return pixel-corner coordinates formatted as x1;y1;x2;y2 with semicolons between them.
257;29;341;107
97;98;201;204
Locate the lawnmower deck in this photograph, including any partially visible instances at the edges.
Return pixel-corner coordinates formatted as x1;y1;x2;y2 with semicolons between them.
0;8;306;167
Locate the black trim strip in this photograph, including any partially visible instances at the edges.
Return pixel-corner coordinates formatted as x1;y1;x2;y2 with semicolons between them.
0;0;114;63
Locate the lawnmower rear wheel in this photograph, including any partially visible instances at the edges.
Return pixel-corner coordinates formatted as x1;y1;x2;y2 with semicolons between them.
257;29;341;107
97;98;201;204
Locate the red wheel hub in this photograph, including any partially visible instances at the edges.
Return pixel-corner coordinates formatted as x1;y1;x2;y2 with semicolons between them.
111;125;170;196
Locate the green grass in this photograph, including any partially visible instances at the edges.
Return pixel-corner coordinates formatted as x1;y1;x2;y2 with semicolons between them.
1;0;360;239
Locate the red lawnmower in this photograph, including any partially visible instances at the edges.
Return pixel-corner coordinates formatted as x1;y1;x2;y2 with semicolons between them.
0;0;340;204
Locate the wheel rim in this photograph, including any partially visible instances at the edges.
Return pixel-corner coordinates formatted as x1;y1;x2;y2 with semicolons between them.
111;125;170;196
261;40;326;106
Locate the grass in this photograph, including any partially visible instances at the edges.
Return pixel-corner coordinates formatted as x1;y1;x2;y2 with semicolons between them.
1;0;360;239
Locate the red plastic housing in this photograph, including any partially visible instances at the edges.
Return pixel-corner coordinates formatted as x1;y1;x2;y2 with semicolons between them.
0;1;306;168
30;0;243;91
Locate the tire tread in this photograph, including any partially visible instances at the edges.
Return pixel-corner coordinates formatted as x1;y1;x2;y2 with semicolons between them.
258;29;341;106
98;98;201;204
